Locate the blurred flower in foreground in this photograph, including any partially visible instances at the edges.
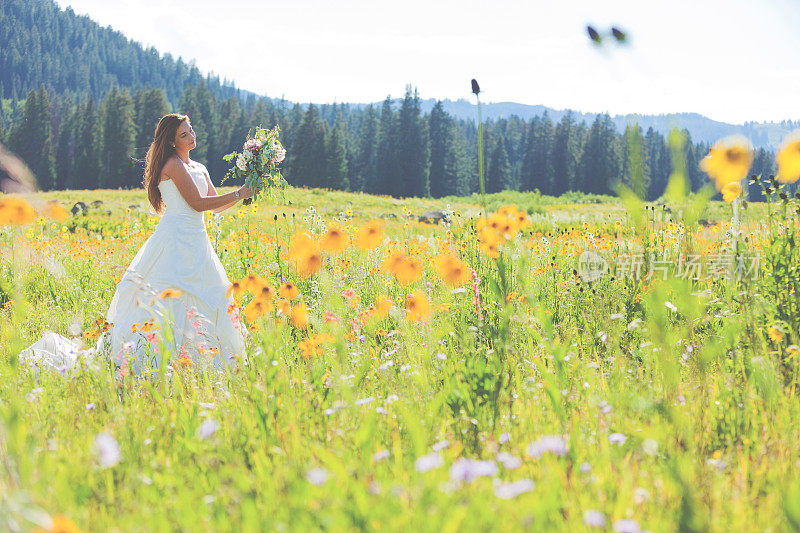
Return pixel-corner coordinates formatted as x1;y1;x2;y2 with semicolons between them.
583;510;606;528
288;233;322;278
721;181;742;203
0;195;36;225
290;302;309;329
33;514;81;533
40;200;69;221
93;432;121;468
158;289;182;299
306;467;329;485
435;254;470;287
321;223;348;253
699;135;753;191
405;291;431;322
449;457;498;483
494;479;534;499
355;220;383;251
415;452;443;473
374;295;393;319
776;131;800;184
613;519;641;533
198;419;219;439
278;282;299;300
527;435;568;459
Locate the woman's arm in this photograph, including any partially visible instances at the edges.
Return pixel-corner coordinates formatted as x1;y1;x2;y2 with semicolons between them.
202;168;238;214
162;159;249;212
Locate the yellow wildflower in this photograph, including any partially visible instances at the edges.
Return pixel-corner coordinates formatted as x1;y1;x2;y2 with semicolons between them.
158;288;182;299
374;295;393;318
721;181;742;203
40;201;69;221
290;302;309;329
278;282;299;300
244;298;271;323
768;326;784;343
776;131;800;184
699;135;753;190
34;514;81;533
321;223;349;253
227;280;245;301
405;290;431;322
0;196;36;225
355;220;384;250
434;254;470;287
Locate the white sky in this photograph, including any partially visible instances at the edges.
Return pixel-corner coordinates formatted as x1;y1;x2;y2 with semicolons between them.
55;0;800;124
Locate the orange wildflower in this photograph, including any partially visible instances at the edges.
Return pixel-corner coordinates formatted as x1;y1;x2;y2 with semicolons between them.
405;290;431;322
355;220;384;250
321;223;349;253
278;282;299;300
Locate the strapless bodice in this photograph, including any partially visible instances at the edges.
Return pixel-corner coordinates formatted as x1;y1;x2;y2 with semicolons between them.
157;163;208;224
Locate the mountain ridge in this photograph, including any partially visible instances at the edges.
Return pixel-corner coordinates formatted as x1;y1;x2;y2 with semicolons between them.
2;0;796;149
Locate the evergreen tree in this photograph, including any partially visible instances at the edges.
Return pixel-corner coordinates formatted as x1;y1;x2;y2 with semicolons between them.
134;88;169;182
9;85;55;189
216;96;242;175
100;87;136;188
324;126;348;190
577;113;621;195
486;132;511;193
429;101;471;198
290;104;326;188
444;126;470;197
0;101;5;144
73;96;100;190
428;101;449;198
645;127;668;200
621;123;650;200
683;130;702;192
179;83;217;168
749;147;774;201
55;98;76;189
520;113;554;193
551;112;580;195
354;104;379;193
134;88;169;158
396;86;429;197
376;96;399;195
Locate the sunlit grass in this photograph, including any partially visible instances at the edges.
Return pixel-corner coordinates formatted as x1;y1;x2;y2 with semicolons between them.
1;183;799;532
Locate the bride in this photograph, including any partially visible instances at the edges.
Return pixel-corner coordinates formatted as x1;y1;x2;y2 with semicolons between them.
20;113;256;376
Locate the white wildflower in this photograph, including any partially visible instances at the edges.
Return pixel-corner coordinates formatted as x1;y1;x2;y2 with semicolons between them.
583;510;606;528
198;419;219;440
527;436;568;459
306;467;329;486
415;452;443;473
494;479;534;499
93;432;121;468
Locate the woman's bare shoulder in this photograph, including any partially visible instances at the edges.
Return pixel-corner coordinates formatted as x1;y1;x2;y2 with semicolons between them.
160;156;185;182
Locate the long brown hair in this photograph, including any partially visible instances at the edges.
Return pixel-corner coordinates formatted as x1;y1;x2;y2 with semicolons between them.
143;113;189;214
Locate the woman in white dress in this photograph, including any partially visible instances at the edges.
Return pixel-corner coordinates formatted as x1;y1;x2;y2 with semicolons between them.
20;113;256;376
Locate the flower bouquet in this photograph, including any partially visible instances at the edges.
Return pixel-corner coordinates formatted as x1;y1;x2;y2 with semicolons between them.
222;125;288;205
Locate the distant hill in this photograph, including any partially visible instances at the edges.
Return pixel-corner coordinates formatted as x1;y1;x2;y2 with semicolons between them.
343;99;796;150
0;0;251;106
1;0;796;150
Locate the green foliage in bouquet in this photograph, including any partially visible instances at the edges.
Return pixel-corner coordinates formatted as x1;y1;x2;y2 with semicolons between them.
222;125;288;203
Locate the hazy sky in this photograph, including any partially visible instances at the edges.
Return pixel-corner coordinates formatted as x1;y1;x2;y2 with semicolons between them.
55;0;800;124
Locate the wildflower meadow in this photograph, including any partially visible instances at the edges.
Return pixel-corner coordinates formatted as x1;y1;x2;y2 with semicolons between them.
2;132;800;532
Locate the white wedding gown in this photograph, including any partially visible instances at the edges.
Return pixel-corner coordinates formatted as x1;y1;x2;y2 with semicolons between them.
19;163;248;376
